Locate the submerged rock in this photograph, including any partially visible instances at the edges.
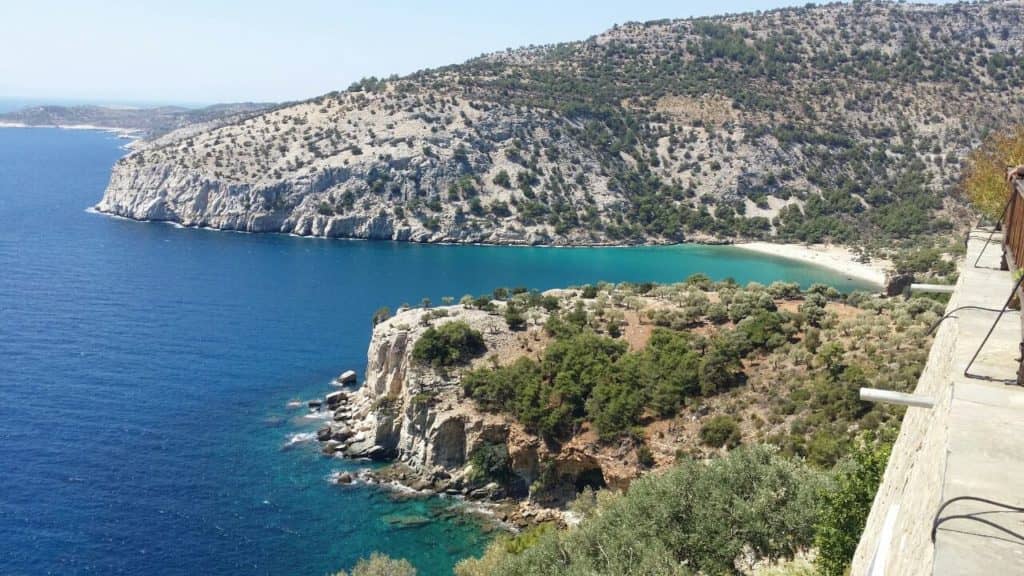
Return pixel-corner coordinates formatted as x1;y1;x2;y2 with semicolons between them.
382;514;432;529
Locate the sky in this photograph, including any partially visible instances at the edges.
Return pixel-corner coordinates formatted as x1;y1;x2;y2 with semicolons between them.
0;0;949;106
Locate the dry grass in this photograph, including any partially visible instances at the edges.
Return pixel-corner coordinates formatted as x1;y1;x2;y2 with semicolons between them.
962;125;1024;221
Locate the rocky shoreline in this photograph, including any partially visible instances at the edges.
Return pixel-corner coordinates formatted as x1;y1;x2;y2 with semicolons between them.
295;301;650;530
299;370;573;530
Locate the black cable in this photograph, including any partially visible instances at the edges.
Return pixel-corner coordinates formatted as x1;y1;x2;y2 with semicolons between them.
964;271;1024;378
926;306;1007;336
932;496;1024;543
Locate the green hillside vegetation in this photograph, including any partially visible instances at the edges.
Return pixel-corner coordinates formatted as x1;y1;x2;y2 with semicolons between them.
462;278;938;468
345;442;890;576
122;2;1024;250
342;277;939;574
455;445;829;576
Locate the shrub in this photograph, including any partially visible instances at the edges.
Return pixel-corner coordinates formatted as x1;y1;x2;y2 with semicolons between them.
962;125;1024;221
463;357;541;415
455;525;556;576
412;321;486;367
461;446;828;576
334;553;416;576
371;306;391;327
468;442;513;485
700;415;742;448
706;302;729;324
581;284;599;299
505;303;527;331
493;170;513;188
815;439;891;576
699;340;743;394
637;444;655;468
684;273;714;290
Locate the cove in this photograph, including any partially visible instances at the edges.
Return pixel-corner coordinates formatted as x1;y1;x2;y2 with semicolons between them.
0;127;870;575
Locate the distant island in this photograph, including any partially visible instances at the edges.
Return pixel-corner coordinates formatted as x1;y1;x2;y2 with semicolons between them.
93;1;1022;253
0;102;274;140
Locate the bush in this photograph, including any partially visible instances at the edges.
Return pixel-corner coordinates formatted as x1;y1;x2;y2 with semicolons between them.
815;439;891;576
962;125;1024;221
504;303;527;331
469;442;513;485
371;306;391;327
334;553;416;576
706;302;729;324
493;169;512;188
463;357;541;415
461;446;828;576
455;525;557;576
636;444;655;468
700;415;742;448
412;321;486;367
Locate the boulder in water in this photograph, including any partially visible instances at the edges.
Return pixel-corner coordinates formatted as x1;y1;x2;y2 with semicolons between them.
333;370;357;386
325;391;347;407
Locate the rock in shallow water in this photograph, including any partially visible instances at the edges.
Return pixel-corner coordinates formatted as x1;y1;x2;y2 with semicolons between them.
334;370;357;386
382;514;431;529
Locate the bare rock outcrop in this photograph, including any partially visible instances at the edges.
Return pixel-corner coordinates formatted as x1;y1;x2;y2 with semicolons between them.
322;304;641;509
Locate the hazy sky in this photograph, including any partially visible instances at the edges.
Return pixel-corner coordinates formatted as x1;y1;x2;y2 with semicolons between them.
0;1;947;105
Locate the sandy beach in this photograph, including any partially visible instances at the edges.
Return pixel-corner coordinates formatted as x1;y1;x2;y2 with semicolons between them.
0;121;140;139
734;242;890;286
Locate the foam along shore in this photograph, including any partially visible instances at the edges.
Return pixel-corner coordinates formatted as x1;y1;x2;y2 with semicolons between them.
733;242;889;287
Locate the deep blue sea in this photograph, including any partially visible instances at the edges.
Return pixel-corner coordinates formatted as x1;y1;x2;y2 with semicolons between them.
0;127;868;575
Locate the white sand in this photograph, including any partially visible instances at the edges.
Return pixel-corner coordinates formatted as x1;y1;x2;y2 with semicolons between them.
0;121;140;138
734;242;889;286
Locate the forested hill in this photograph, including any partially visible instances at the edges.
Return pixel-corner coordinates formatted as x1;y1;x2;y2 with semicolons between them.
98;1;1024;248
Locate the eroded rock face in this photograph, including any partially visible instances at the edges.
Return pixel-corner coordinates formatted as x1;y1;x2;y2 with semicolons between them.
325;304;639;506
93;94;623;246
336;308;502;469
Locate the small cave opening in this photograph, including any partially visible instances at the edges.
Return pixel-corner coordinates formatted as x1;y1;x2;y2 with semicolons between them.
574;467;607;492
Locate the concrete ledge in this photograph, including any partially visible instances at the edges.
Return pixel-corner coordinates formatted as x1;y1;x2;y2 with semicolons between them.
852;231;1024;576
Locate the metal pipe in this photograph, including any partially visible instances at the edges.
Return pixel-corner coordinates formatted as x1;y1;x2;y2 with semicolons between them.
859;387;936;409
910;284;956;294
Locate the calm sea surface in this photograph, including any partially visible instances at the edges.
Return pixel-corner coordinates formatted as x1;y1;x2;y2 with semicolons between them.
0;127;869;575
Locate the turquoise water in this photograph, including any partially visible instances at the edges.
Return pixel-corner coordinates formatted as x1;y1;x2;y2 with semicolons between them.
0;127;870;575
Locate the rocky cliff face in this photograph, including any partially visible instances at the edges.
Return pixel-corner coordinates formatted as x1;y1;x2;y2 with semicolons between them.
96;1;1024;246
322;305;643;506
96;98;620;245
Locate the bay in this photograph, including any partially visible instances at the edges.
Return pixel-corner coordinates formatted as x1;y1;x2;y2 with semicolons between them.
0;127;869;575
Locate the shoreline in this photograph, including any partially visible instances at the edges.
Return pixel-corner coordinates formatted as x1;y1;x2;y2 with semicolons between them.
733;241;889;286
87;208;888;285
0;121;142;140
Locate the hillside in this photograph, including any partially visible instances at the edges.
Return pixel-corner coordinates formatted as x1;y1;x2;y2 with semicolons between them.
97;1;1024;247
0;102;273;139
318;279;935;524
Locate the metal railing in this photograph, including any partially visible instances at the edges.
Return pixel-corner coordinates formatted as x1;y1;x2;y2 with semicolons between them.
1002;170;1024;271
